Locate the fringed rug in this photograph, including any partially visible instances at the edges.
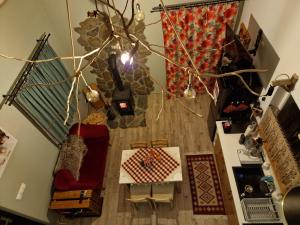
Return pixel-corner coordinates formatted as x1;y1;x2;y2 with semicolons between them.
186;154;225;215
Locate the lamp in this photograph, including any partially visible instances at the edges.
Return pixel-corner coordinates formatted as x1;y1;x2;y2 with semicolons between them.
184;72;196;99
135;3;145;22
262;73;298;101
271;73;299;92
121;41;139;69
85;89;100;103
120;51;133;65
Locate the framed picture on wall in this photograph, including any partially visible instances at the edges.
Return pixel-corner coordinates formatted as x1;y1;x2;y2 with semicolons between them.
0;126;17;178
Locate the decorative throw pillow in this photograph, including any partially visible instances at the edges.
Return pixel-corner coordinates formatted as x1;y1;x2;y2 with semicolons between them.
83;112;107;125
54;135;88;180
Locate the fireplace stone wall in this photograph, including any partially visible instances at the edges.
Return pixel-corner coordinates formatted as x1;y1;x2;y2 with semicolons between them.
75;15;154;128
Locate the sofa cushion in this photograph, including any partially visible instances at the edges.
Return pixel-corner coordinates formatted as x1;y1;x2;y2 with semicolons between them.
78;138;109;188
83;112;107;125
54;135;88;180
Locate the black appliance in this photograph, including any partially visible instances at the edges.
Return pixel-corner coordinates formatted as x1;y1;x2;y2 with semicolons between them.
216;24;263;123
108;54;134;116
283;186;300;225
233;166;270;199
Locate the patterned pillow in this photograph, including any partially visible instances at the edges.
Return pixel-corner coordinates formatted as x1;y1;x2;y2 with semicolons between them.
55;135;88;180
83;112;107;125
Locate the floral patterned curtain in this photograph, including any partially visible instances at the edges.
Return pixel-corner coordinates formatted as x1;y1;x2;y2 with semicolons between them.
161;2;239;97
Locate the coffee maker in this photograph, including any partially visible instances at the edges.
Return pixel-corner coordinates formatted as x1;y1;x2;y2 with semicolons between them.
238;121;263;164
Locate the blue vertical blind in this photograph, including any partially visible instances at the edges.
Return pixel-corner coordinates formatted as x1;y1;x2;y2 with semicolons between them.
15;43;75;146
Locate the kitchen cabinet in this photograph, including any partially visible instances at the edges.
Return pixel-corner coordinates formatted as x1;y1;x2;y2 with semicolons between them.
214;134;239;225
215;121;287;225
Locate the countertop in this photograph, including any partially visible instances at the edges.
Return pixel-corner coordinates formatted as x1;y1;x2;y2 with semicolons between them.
216;121;287;225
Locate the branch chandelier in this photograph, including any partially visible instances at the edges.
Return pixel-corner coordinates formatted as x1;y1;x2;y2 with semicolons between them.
0;0;268;128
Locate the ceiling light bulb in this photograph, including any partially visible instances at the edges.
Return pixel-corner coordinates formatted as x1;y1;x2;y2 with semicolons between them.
120;52;133;65
135;10;145;22
86;89;99;103
184;72;196;99
184;86;196;99
135;3;145;22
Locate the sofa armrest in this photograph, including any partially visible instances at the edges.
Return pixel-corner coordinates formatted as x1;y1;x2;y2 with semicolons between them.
69;124;109;141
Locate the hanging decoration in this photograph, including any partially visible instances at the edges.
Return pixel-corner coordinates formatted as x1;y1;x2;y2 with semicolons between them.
183;70;196;99
135;3;145;22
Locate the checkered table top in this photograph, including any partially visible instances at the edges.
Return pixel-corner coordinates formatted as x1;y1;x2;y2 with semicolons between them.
121;148;180;183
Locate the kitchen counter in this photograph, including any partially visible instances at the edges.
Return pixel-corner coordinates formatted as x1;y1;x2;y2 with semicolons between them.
215;121;287;225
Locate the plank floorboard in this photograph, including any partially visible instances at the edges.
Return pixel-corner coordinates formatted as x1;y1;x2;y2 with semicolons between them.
64;93;228;225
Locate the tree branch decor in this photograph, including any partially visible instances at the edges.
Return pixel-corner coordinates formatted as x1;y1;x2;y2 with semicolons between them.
0;0;268;126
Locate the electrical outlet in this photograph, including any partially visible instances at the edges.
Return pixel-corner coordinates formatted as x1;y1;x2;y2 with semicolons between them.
16;183;26;200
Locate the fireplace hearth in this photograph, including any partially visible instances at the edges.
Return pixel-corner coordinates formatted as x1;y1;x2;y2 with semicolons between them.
112;86;134;116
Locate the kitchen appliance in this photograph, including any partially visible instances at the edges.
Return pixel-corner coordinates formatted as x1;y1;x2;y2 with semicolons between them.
241;197;279;222
241;184;254;197
239;134;263;158
237;149;263;165
233;166;270;198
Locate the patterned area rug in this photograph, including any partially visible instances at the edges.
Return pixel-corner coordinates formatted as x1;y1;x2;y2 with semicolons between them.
186;154;225;215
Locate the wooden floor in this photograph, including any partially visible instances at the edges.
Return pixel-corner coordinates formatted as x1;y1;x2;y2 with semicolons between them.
64;93;228;225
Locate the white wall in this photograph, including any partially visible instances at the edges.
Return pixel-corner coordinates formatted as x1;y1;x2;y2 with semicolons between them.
239;0;300;109
0;0;83;223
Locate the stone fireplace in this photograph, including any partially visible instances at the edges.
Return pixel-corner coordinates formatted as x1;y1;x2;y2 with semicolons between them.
75;15;154;128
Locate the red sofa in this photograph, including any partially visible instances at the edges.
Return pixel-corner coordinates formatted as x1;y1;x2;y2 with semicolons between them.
54;123;109;191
